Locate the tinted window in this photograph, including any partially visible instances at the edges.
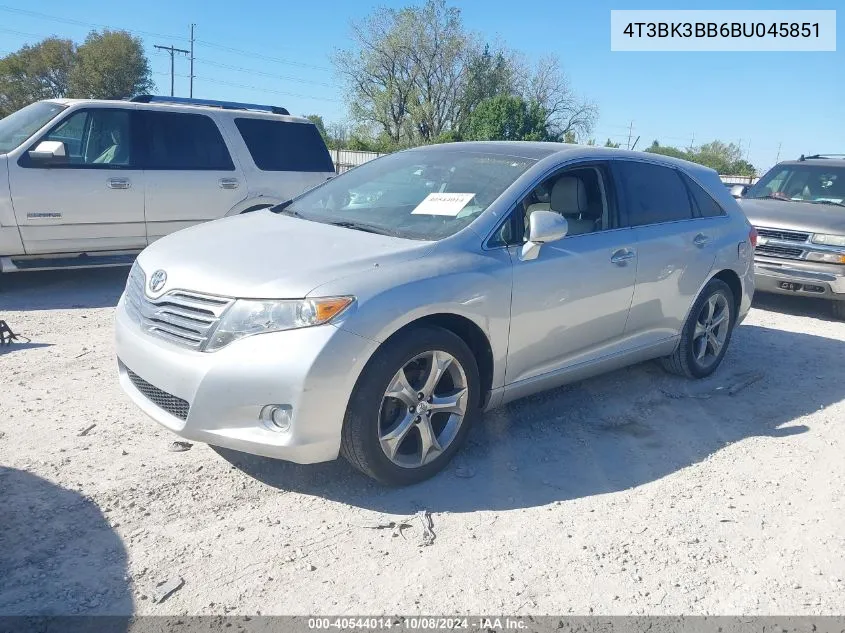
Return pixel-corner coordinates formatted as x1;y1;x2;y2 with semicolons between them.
27;108;134;168
235;118;333;172
747;164;845;204
681;172;725;218
615;161;693;226
142;112;234;170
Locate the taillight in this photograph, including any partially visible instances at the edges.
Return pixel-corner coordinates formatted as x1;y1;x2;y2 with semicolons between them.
749;226;758;249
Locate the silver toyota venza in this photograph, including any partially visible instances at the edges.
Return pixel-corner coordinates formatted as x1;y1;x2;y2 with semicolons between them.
115;142;756;485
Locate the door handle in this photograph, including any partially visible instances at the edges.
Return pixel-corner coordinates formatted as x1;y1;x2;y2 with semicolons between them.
693;233;712;247
218;178;240;190
610;248;636;265
107;178;130;190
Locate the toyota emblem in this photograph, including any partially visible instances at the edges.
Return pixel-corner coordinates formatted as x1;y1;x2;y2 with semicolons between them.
148;269;167;293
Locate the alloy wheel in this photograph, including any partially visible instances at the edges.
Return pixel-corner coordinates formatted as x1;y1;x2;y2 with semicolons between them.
692;292;730;368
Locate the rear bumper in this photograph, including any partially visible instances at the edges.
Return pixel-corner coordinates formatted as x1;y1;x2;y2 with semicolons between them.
754;259;845;300
115;295;379;463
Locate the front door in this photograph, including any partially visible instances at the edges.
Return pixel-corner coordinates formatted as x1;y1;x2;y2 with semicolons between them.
504;163;638;387
9;107;146;255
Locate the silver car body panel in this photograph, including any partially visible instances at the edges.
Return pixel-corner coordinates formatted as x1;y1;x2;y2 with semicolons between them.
116;143;755;463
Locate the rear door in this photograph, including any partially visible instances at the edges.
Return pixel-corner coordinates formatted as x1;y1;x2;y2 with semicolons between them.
139;110;246;243
9;107;146;254
612;160;719;347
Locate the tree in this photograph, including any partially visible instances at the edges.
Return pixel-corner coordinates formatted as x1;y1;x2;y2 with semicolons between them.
68;30;153;100
456;42;518;131
520;54;597;139
605;138;620;148
463;95;551;142
0;38;75;117
646;139;756;176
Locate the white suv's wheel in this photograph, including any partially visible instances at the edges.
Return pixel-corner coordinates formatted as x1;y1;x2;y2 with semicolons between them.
340;326;480;485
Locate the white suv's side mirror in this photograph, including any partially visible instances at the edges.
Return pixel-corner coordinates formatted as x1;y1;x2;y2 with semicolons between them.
520;210;569;261
729;184;747;198
28;140;68;165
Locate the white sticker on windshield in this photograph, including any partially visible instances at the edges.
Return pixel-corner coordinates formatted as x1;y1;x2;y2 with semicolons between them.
411;192;476;216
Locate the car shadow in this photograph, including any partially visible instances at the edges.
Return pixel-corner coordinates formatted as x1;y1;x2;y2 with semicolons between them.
0;468;132;621
0;267;129;311
0;342;53;356
753;291;837;321
218;322;833;514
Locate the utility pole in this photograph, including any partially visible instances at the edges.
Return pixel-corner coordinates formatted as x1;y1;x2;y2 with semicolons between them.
775;142;782;163
189;24;196;98
626;121;634;150
154;43;190;97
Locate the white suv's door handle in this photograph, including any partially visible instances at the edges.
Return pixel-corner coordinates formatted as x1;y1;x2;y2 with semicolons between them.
218;178;240;190
693;233;712;247
610;248;636;265
107;178;130;190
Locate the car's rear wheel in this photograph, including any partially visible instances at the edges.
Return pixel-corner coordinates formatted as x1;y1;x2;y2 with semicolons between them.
661;279;736;379
340;326;480;485
831;300;845;320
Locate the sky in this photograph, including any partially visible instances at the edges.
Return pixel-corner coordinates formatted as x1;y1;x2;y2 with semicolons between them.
0;0;842;173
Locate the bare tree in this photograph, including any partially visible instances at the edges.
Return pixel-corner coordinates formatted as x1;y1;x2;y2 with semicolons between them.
521;54;597;139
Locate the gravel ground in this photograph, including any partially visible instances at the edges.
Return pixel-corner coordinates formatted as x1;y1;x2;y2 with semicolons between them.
1;268;844;616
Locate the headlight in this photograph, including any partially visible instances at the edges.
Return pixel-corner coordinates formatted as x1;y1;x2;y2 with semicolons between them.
811;234;845;246
205;296;354;351
807;252;845;264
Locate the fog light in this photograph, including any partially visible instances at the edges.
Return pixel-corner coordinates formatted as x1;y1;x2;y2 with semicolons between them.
261;405;292;431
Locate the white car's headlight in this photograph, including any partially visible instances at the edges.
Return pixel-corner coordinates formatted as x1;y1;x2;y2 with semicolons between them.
811;233;845;246
205;296;354;351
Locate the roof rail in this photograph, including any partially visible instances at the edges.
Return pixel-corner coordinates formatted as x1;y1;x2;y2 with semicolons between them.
129;95;290;116
798;153;845;161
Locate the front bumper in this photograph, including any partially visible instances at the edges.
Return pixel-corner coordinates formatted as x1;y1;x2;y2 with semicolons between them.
115;295;379;463
754;258;845;300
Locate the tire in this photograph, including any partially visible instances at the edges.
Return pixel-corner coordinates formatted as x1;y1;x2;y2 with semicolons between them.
832;300;845;321
661;279;736;379
340;326;481;486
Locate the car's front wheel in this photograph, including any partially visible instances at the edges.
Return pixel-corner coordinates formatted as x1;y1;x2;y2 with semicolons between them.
661;278;736;379
340;326;480;485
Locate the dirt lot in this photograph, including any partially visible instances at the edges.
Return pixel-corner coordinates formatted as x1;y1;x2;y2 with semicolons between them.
1;268;844;616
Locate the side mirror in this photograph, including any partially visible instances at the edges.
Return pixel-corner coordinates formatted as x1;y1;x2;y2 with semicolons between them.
28;140;68;165
520;210;568;261
729;184;747;199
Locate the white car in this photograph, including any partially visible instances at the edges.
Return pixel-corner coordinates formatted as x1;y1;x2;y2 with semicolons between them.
0;95;335;272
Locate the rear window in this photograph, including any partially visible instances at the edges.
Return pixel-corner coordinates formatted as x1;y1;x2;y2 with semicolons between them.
681;172;726;218
615;161;694;226
235;118;333;173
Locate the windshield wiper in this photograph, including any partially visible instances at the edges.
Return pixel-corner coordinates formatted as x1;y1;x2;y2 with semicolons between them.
271;201;305;217
760;195;791;202
802;200;845;208
324;220;399;237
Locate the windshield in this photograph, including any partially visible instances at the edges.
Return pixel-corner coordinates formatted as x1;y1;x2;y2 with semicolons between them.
747;163;845;206
276;148;536;240
0;101;67;154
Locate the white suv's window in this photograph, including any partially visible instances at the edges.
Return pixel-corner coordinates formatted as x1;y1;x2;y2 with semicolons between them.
234;118;333;173
36;109;133;167
142;111;234;171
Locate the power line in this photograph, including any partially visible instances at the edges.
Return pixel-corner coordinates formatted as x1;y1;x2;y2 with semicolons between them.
0;5;189;42
194;58;334;87
194;40;332;72
195;76;341;103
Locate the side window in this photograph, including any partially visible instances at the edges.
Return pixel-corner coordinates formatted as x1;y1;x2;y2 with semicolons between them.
142;112;234;170
234;118;334;172
34;109;133;167
681;172;726;218
615;161;693;226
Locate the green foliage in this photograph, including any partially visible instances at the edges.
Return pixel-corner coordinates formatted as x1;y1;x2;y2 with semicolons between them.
0;38;75;117
646;140;756;176
432;129;462;144
305;114;329;143
604;138;620;148
68;30;153;100
563;131;576;144
463;95;552;142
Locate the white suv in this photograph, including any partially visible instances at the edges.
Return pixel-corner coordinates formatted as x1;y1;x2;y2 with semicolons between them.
0;95;335;272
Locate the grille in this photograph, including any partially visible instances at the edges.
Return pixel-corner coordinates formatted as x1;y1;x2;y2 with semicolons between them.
756;244;804;259
126;368;190;420
124;264;234;350
756;227;810;243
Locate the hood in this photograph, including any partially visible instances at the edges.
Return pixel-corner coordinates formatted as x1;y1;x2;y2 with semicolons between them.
137;210;433;299
739;198;845;236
